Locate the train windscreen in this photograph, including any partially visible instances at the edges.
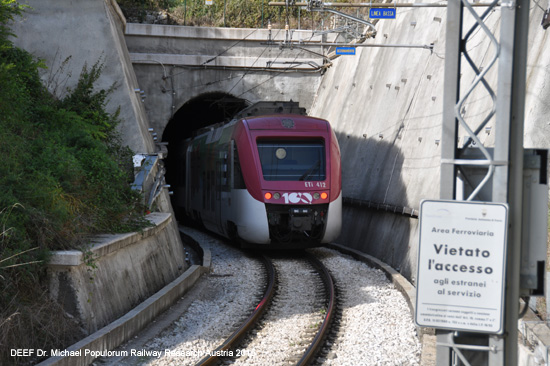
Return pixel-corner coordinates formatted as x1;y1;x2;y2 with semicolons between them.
257;140;326;181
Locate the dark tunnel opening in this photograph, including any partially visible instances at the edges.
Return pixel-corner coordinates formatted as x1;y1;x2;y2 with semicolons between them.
162;92;248;216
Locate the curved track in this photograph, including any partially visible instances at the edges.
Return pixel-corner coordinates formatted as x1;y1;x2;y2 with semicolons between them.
196;251;337;366
297;252;336;366
195;254;276;366
96;230;420;366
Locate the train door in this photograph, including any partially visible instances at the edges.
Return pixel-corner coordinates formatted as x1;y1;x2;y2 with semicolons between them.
216;149;228;234
201;148;216;231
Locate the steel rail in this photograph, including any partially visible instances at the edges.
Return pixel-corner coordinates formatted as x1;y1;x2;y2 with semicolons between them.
296;252;336;366
194;255;276;366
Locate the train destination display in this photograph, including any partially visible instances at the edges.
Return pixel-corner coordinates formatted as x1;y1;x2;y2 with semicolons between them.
415;200;508;334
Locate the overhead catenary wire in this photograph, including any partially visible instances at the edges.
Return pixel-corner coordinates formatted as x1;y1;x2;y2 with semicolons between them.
209;30;324;108
201;28;259;66
234;31;326;99
223;44;285;99
145;25;326;99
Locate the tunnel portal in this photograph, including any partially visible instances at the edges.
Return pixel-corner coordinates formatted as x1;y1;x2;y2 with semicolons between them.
162;92;248;216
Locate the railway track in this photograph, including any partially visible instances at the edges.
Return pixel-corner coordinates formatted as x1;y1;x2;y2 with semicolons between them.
196;251;337;366
98;228;420;366
194;254;276;366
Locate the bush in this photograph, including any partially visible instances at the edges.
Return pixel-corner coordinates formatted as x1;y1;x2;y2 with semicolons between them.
0;1;149;363
117;0;316;29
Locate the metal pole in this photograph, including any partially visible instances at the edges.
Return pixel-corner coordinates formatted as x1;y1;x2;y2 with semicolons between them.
309;7;376;33
267;42;433;49
440;0;462;201
269;1;498;7
498;0;529;364
438;1;462;363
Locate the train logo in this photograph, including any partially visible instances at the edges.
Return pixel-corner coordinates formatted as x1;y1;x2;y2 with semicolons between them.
282;192;313;204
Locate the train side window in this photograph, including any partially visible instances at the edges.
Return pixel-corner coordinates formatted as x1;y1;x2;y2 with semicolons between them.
232;141;246;189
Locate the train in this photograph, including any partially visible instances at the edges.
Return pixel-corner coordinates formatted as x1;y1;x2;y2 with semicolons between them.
173;101;342;248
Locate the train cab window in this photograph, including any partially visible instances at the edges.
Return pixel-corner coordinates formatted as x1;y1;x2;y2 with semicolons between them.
257;140;326;181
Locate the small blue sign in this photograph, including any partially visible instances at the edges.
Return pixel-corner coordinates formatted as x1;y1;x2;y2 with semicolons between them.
335;47;356;56
369;8;396;19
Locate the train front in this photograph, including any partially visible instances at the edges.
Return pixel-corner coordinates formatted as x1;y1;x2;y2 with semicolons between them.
234;115;342;248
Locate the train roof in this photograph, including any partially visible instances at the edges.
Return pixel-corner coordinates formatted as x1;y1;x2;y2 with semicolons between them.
233;101;306;119
243;114;329;131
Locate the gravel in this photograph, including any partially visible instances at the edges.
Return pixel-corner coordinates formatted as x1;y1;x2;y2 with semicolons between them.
311;247;422;366
232;257;324;365
98;227;264;366
99;228;421;366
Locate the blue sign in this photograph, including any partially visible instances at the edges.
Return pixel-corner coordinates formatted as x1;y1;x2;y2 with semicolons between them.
369;8;396;19
335;47;356;56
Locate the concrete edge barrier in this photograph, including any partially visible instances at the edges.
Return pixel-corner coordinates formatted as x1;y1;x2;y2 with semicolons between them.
37;239;211;366
326;243;435;364
49;212;171;267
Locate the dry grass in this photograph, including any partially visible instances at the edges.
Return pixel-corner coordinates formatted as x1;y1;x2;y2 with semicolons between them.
0;288;83;365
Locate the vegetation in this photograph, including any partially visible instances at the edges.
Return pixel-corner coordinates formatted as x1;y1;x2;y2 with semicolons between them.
116;0;337;29
0;1;148;363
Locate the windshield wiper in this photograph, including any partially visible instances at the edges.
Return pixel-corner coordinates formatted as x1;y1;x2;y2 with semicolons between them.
299;160;320;181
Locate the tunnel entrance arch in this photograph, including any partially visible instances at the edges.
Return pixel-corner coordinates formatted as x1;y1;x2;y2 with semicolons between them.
162;92;248;217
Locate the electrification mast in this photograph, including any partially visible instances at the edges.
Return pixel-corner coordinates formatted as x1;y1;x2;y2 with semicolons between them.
437;0;539;365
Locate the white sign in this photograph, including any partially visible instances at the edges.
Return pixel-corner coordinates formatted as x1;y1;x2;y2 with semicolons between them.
205;0;213;5
415;200;508;334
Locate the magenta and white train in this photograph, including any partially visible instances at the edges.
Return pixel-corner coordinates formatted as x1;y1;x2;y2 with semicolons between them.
174;104;342;248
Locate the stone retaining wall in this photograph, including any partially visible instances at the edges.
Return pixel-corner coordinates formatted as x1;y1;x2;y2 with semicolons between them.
48;212;187;334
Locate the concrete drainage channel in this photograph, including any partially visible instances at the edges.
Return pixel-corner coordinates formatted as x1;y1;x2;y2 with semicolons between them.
36;229;211;366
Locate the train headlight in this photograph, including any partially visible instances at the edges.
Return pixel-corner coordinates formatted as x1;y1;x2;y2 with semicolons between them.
273;192;281;200
313;193;320;199
265;192;273;200
320;192;328;200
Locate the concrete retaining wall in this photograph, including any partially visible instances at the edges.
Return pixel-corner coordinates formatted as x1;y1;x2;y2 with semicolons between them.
310;4;550;284
38;228;208;366
48;212;186;334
